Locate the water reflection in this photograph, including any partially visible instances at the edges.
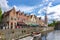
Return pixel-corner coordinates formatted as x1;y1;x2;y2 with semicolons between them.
46;31;55;40
42;36;47;40
19;30;60;40
42;30;60;40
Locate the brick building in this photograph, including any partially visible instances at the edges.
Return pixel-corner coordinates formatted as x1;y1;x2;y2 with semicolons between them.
1;7;45;29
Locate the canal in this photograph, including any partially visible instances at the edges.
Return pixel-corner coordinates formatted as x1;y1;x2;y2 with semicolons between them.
19;30;60;40
42;30;60;40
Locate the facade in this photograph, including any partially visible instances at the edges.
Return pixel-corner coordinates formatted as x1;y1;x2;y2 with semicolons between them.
1;7;17;29
1;7;46;29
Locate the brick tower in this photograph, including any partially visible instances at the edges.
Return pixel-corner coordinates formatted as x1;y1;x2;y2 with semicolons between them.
45;13;48;27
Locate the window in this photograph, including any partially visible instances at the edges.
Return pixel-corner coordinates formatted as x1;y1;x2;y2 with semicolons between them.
20;13;23;15
14;18;16;20
11;23;13;29
19;18;23;21
14;17;16;20
15;23;16;27
11;17;13;20
18;18;19;20
11;17;16;20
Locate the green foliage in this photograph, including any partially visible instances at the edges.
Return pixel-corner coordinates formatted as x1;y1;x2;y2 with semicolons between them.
48;23;54;27
0;7;2;22
48;20;57;27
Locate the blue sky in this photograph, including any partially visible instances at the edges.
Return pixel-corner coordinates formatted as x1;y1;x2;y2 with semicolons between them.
0;0;60;23
7;0;42;6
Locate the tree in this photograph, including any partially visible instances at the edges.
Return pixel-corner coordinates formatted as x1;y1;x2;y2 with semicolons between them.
48;20;57;27
0;7;2;22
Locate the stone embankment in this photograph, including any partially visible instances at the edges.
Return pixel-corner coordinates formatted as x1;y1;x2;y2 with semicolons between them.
0;27;54;40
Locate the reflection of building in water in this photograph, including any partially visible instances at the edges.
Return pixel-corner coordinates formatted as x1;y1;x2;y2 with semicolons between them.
0;7;46;29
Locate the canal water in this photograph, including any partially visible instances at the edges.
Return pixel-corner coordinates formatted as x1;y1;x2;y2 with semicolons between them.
19;30;60;40
42;30;60;40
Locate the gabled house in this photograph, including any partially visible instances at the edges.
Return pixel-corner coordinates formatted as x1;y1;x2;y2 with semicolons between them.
1;7;46;29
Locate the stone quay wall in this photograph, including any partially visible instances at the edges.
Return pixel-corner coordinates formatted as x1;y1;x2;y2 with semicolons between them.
0;27;54;40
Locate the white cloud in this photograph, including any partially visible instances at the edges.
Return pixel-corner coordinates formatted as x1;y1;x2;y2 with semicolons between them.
47;5;60;14
38;0;54;14
0;0;10;13
48;2;53;6
45;0;48;2
47;4;60;21
37;15;44;20
19;6;34;12
0;0;60;23
0;0;9;9
13;5;36;13
37;0;60;23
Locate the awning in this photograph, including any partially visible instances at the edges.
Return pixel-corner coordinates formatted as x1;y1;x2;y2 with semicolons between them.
28;23;40;27
21;21;40;27
17;21;27;26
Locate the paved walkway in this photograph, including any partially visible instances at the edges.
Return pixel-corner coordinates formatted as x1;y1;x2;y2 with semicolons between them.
19;36;33;40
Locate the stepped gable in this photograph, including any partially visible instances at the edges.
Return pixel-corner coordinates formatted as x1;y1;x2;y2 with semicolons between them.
2;7;15;17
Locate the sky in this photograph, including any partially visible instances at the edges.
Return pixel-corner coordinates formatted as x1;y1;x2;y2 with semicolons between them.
0;0;60;23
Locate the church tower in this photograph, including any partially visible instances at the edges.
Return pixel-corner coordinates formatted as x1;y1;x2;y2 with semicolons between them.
45;13;48;27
